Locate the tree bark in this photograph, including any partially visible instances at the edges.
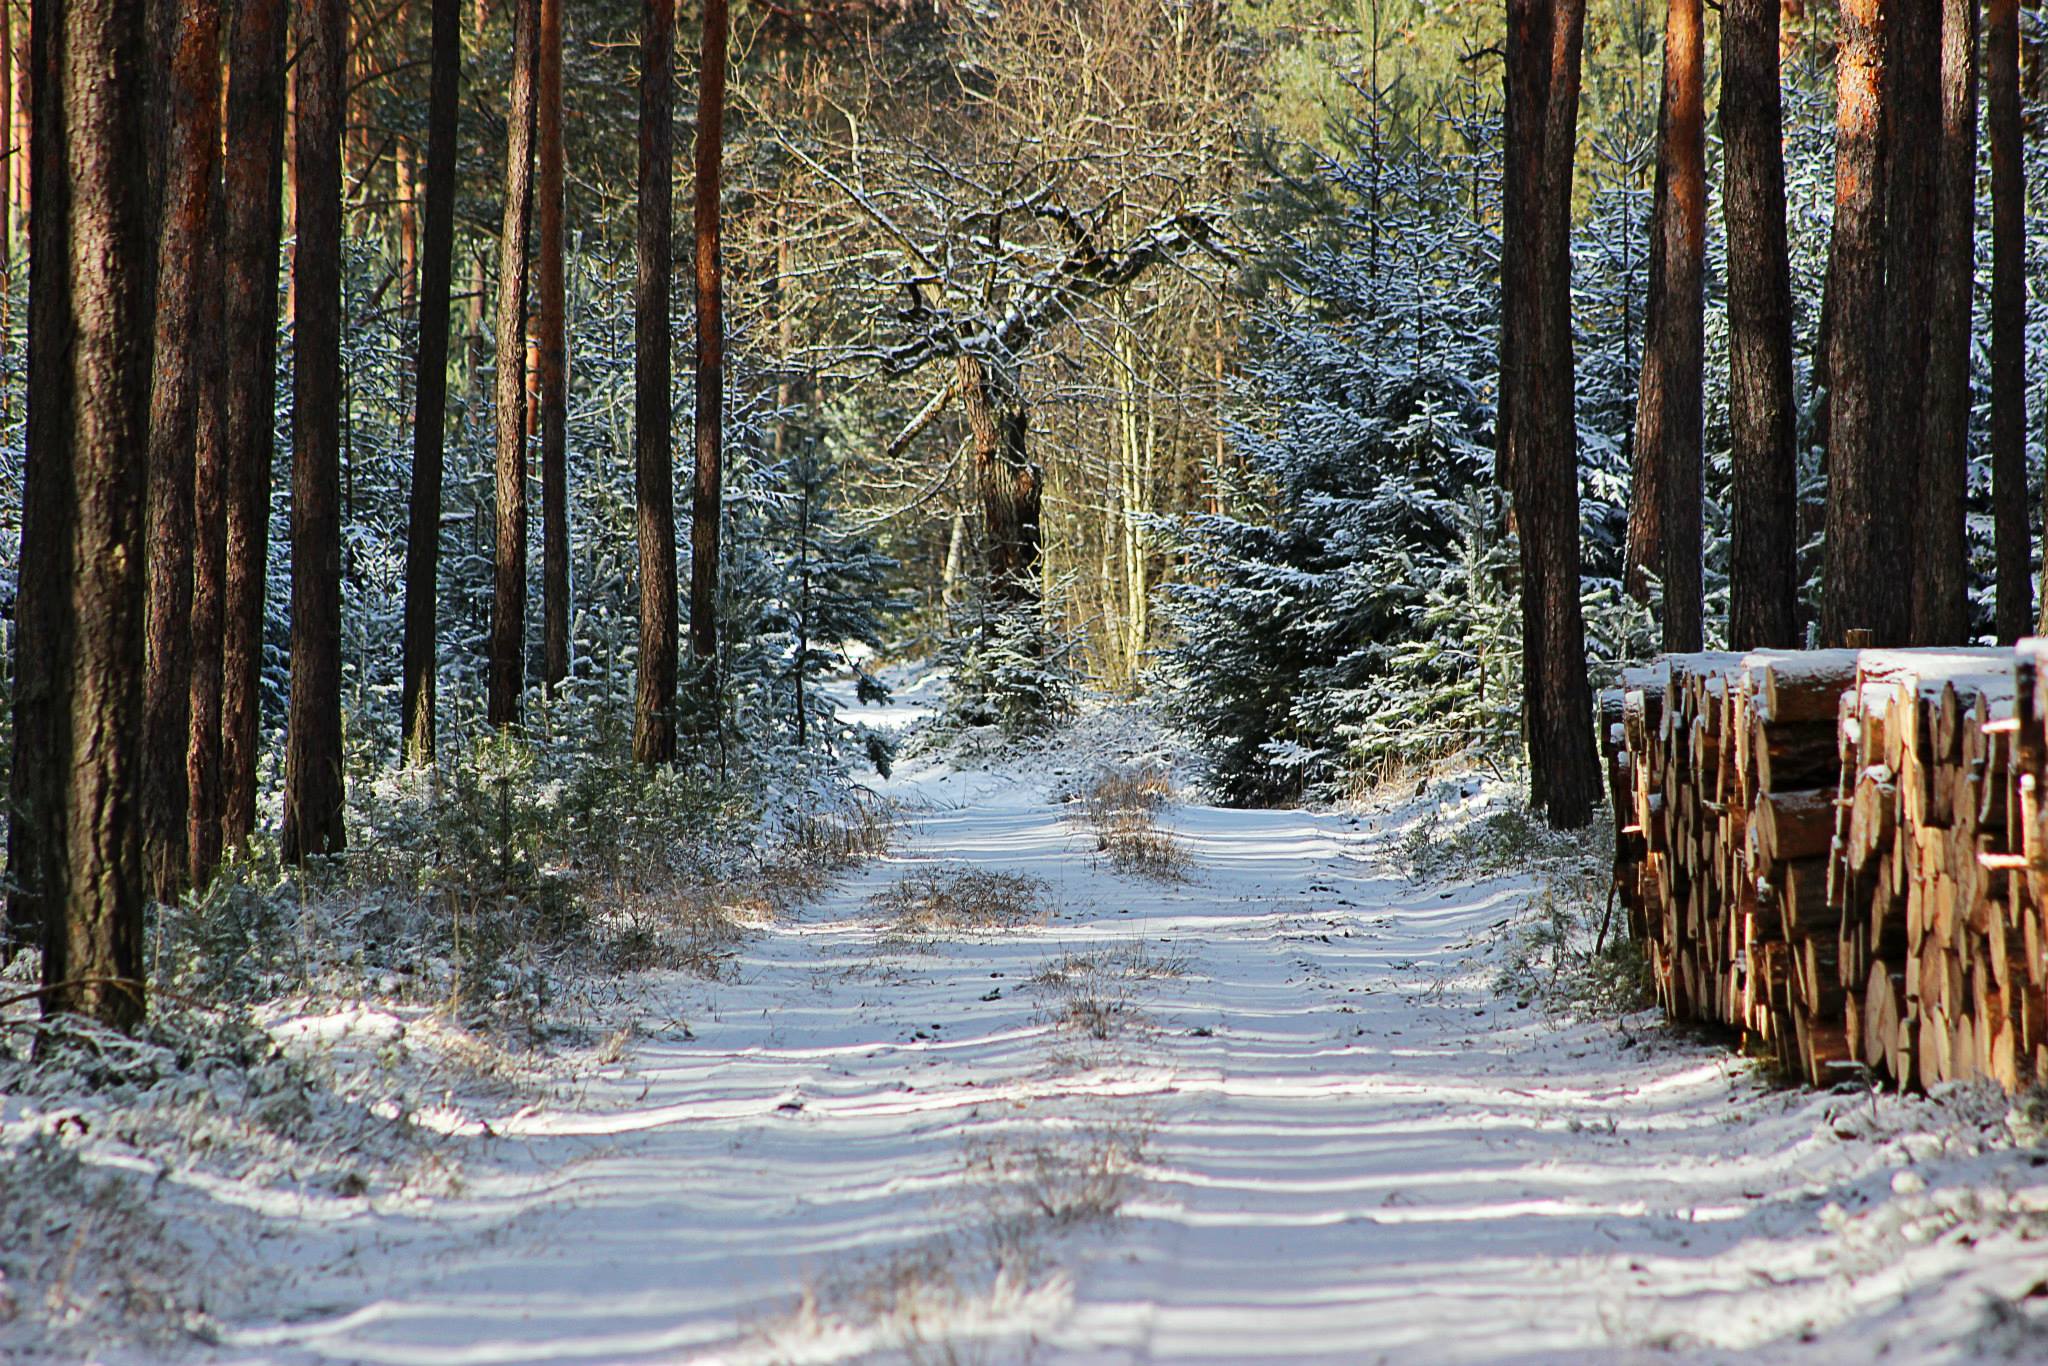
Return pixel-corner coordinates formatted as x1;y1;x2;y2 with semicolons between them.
1884;5;1945;643
401;0;462;764
1623;85;1668;608
186;170;229;890
1921;0;1977;645
489;0;539;729
634;0;678;765
395;136;417;311
1723;0;1800;650
18;0;155;1025
1648;0;1705;652
958;352;1042;606
1502;0;1600;829
141;0;223;902
1822;0;1905;645
1992;6;2033;639
688;0;727;685
281;0;348;863
9;0;25;248
220;0;288;848
0;0;12;361
538;0;569;693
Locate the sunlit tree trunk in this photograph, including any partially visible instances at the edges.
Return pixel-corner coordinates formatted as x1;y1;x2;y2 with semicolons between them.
1502;0;1599;828
400;0;462;763
1821;0;1903;645
1883;5;1944;643
1723;0;1800;649
141;0;224;901
16;0;155;1024
1646;0;1705;651
957;352;1042;610
1991;5;2033;638
220;0;288;848
634;0;678;764
688;0;727;690
489;0;540;728
281;0;349;863
186;190;228;890
1623;72;1668;608
1920;0;1977;645
538;0;568;693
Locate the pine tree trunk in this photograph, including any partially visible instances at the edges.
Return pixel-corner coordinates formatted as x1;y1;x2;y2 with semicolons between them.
1921;0;1977;645
1503;0;1599;829
401;0;462;764
1992;2;2032;638
1723;0;1800;650
634;0;678;765
220;0;288;849
0;1;12;360
20;0;155;1025
186;176;230;890
489;0;539;729
1884;6;1945;643
538;0;569;694
958;353;1043;608
688;0;727;684
281;0;349;863
141;0;224;902
1623;87;1668;609
1651;0;1705;651
395;137;417;311
7;1;22;251
1821;0;1905;645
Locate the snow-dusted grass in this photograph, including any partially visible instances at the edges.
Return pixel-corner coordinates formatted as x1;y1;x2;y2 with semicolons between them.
1076;762;1192;882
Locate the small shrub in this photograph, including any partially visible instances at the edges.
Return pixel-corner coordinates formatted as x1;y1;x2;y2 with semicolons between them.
1077;764;1190;882
872;867;1047;944
965;1124;1148;1233
1494;869;1653;1021
1030;945;1186;989
1403;791;1600;885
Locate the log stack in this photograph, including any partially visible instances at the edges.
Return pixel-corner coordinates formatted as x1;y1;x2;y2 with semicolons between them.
1605;646;2048;1093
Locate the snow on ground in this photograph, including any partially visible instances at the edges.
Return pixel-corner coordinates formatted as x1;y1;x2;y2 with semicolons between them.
10;682;2048;1363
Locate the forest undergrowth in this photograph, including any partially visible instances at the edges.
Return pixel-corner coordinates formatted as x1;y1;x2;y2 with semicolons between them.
0;712;894;1358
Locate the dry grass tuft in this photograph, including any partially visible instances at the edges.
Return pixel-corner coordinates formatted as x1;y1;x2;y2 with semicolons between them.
968;1123;1149;1235
1028;945;1179;1042
592;793;895;981
872;866;1048;944
593;883;770;979
1030;944;1187;989
1078;764;1190;881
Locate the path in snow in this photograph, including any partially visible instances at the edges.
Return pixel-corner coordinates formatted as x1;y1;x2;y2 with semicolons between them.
217;736;2048;1365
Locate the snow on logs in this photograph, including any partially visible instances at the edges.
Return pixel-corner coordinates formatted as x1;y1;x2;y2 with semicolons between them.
1602;646;2048;1093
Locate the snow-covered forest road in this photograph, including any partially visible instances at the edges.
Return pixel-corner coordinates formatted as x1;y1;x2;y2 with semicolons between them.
214;735;2048;1365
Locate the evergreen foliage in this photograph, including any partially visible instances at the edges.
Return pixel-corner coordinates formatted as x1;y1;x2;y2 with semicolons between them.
1163;91;1662;804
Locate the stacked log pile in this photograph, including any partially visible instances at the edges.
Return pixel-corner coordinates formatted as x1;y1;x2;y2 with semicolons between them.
1604;646;2048;1093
